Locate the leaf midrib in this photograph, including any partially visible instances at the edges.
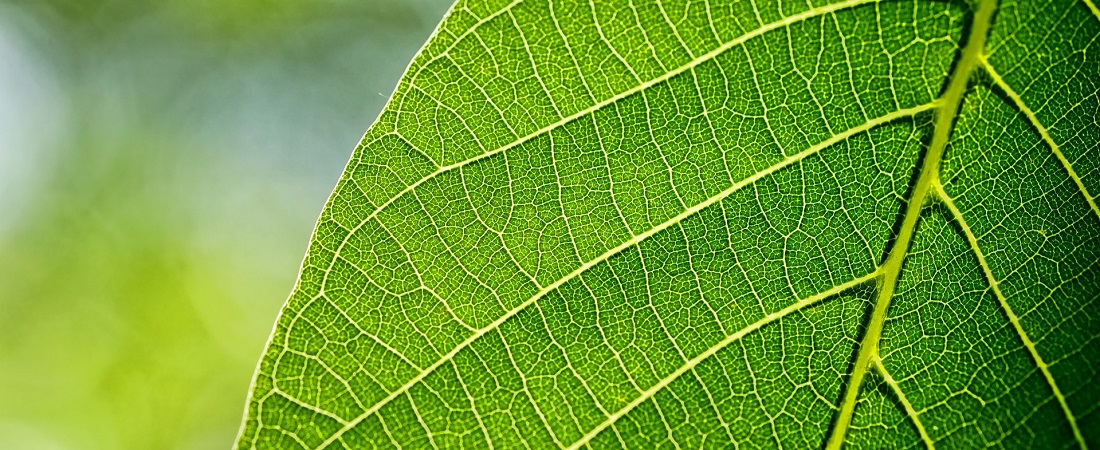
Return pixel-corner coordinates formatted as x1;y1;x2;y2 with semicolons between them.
825;0;998;445
825;1;1091;447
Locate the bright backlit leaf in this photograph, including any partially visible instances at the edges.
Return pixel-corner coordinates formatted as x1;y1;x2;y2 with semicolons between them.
237;0;1100;447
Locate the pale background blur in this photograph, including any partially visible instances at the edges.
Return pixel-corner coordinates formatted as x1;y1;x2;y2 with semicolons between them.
0;1;450;448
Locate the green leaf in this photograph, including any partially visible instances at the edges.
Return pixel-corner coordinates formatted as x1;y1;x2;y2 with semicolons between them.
237;0;1100;447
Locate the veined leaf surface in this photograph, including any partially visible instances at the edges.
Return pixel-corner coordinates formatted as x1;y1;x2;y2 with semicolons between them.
237;0;1100;448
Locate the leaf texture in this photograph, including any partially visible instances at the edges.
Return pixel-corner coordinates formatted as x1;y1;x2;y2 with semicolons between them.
236;0;1100;448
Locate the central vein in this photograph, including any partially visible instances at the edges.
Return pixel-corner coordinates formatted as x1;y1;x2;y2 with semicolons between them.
824;0;998;448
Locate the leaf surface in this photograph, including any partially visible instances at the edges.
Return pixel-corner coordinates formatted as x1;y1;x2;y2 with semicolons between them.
237;0;1100;448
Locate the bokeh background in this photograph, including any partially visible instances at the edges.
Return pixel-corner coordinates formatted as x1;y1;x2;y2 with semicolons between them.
0;0;451;447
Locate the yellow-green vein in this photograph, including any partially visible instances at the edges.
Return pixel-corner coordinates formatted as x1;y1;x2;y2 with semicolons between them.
934;184;1087;450
977;56;1100;221
872;356;934;449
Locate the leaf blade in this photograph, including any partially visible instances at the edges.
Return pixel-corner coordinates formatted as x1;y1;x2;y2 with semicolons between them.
237;0;1100;448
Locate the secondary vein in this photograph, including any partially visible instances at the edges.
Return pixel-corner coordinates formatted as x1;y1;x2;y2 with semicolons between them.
935;184;1088;450
977;56;1100;221
872;356;935;449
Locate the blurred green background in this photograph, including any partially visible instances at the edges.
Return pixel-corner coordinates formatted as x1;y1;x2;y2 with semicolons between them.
0;1;450;448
